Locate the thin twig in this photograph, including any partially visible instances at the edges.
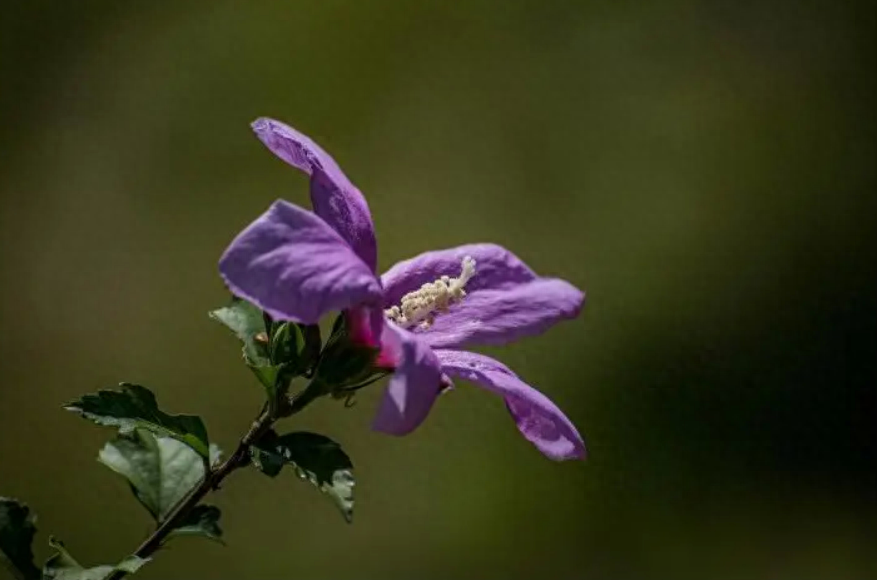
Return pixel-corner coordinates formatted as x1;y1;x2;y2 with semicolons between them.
105;407;275;580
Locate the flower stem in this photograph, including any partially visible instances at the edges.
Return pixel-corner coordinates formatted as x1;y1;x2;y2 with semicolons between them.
105;406;275;580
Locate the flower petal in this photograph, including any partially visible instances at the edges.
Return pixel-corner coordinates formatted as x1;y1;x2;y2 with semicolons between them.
380;243;537;307
251;117;378;271
420;278;584;349
372;323;444;436
345;305;397;367
435;350;586;460
219;200;382;324
345;305;384;349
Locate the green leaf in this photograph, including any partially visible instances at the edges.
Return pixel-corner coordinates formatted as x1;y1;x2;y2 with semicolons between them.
0;497;40;580
251;432;354;523
209;297;268;363
210;298;290;397
42;538;148;580
268;322;303;366
209;443;223;469
43;538;110;580
166;505;223;545
211;298;324;405
249;430;284;477
98;430;205;521
112;557;148;575
65;384;210;459
209;297;270;364
248;363;283;396
99;432;222;545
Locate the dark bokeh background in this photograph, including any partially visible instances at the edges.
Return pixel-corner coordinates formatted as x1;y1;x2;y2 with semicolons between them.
1;1;875;579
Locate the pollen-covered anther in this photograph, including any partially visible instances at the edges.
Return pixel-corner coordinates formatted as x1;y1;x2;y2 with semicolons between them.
385;256;477;329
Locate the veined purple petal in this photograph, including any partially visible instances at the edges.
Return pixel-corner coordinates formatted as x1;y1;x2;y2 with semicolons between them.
380;243;537;307
435;350;586;460
219;200;382;324
420;278;584;349
251;117;377;271
310;166;378;273
372;323;444;436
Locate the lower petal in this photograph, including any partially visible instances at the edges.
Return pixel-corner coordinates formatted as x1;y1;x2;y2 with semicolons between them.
435;350;586;461
372;323;444;436
422;278;584;349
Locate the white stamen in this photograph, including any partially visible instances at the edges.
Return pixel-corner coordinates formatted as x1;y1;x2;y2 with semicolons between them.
385;256;477;329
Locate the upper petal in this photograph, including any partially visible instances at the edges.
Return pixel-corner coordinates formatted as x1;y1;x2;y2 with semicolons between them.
219;200;382;324
251;117;378;271
372;323;444;436
421;278;584;349
380;243;537;307
435;350;586;461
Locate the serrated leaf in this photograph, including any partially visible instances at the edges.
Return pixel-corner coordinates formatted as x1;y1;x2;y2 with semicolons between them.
112;557;148;575
166;505;223;544
0;497;40;580
43;538;113;580
210;298;291;397
98;430;205;521
248;363;283;396
209;298;270;365
41;539;148;580
209;443;223;469
65;384;210;459
251;432;354;523
249;430;284;477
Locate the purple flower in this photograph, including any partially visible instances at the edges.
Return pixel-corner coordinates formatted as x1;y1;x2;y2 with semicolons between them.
220;118;586;461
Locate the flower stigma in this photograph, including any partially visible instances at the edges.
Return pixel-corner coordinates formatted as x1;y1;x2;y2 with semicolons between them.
385;256;476;330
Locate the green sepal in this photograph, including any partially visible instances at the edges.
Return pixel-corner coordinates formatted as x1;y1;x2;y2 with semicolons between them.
270;323;321;379
297;324;322;373
0;497;40;580
314;342;380;391
65;384;210;460
268;322;302;367
313;313;380;391
250;431;354;523
327;312;346;340
263;322;322;414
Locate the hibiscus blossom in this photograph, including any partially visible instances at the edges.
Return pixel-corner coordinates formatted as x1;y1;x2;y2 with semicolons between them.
220;118;586;460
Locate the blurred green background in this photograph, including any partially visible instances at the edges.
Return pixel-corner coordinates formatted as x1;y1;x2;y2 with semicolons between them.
1;1;874;579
